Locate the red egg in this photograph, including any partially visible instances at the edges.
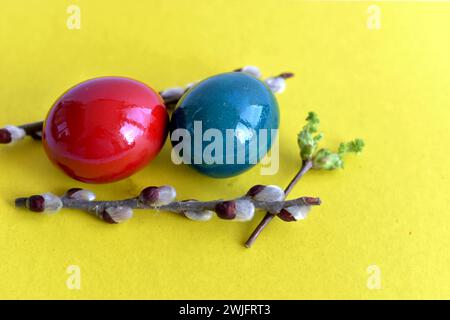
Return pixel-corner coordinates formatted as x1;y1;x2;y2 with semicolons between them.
43;77;168;183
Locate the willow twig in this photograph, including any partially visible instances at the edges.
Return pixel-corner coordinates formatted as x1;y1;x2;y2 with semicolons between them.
1;67;294;143
15;195;320;215
245;160;313;248
14;184;319;225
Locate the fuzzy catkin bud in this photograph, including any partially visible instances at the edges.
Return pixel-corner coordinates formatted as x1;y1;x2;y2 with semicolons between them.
278;205;311;222
157;186;177;205
139;186;159;204
0;126;25;144
246;185;265;198
215;200;255;221
247;185;284;202
26;193;62;213
64;188;96;201
185;82;198;90
215;201;236;220
101;206;133;224
139;185;176;207
160;87;185;102
241;66;262;78
234;199;255;221
42;193;63;212
26;195;45;212
265;76;286;94
180;200;214;221
184;210;214;221
0;128;12;144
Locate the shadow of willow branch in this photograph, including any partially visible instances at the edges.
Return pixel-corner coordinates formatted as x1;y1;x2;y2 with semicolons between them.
0;68;293;144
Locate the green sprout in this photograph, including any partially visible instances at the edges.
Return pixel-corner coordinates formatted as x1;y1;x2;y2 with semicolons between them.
246;111;365;248
297;112;323;161
297;112;365;170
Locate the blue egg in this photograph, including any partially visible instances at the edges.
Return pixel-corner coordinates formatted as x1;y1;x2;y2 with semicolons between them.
169;72;279;178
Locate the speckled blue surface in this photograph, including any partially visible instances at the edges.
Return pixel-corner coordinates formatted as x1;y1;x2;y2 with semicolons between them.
169;72;279;178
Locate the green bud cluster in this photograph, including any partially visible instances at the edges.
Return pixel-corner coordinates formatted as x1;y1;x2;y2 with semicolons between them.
297;112;323;160
297;112;365;170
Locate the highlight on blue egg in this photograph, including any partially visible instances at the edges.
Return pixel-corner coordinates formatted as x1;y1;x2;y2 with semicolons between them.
169;72;280;178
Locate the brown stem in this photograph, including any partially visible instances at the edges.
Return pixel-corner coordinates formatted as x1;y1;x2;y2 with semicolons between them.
19;121;44;140
244;159;313;248
278;72;295;79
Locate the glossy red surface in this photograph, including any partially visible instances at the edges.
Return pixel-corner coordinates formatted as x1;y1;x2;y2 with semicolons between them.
43;77;168;183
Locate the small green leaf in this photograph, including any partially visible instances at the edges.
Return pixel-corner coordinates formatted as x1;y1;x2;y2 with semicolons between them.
305;112;320;133
297;112;323;161
314;133;324;143
338;139;365;156
313;139;365;170
297;112;364;169
312;149;343;170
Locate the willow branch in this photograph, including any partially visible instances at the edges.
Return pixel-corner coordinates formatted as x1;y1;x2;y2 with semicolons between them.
1;68;294;143
245;159;313;248
15;195;320;215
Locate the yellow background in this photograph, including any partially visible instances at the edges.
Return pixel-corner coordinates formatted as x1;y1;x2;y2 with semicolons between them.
0;0;449;299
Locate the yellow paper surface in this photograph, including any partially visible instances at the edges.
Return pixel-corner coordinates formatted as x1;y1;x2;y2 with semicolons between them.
0;0;449;299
